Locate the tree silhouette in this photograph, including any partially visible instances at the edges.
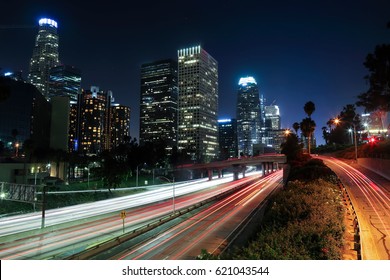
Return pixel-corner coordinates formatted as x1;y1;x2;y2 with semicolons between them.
300;117;316;154
304;101;315;118
302;101;316;154
356;44;390;113
292;122;300;135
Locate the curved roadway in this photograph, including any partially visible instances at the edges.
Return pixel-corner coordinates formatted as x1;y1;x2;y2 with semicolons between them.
320;156;390;260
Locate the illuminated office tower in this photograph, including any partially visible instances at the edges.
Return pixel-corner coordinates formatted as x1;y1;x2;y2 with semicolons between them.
49;65;81;101
78;86;113;155
177;46;218;163
28;18;60;99
111;104;131;150
236;76;261;156
139;59;178;155
264;105;281;130
218;119;238;159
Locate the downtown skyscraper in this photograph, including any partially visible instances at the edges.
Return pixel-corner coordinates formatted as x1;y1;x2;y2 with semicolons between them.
48;65;81;101
28;18;60;99
177;46;218;163
236;76;261;156
139;59;178;155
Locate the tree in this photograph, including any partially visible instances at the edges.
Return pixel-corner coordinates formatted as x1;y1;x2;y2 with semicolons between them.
292;122;300;135
322;126;329;145
356;43;390;131
96;150;127;192
302;101;316;154
304;101;316;118
281;133;303;162
326;105;362;145
300;117;316;154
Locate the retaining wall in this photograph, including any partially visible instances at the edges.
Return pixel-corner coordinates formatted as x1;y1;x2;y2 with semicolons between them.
357;158;390;180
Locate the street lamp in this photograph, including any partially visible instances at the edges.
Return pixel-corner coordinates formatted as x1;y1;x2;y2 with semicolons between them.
158;176;176;214
334;118;358;162
136;163;146;187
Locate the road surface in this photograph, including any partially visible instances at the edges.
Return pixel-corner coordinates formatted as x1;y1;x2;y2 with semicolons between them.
320;156;390;260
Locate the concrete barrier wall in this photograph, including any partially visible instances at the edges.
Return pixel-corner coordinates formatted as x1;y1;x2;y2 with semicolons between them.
357;158;390;180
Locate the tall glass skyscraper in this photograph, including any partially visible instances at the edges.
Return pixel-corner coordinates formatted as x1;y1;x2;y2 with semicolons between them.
218;119;238;159
139;59;178;155
28;18;60;99
236;76;261;156
177;45;218;163
48;65;81;101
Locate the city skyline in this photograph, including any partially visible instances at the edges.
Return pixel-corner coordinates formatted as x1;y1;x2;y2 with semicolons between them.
1;0;389;145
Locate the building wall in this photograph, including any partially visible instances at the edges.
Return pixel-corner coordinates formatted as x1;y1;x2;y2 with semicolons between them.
0;77;51;152
178;46;219;163
50;96;70;151
139;59;178;154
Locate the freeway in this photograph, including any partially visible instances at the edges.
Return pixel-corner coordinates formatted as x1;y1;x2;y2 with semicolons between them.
0;175;237;237
106;170;283;260
320;156;390;260
0;172;264;259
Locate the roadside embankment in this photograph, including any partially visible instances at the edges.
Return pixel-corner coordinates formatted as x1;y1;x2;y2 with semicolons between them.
357;158;390;180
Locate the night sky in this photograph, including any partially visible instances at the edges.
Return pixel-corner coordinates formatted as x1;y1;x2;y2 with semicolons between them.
1;0;389;145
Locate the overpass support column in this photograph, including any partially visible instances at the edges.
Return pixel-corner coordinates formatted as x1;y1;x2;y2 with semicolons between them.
262;163;266;176
218;169;223;178
208;169;213;181
242;166;246;178
232;164;240;181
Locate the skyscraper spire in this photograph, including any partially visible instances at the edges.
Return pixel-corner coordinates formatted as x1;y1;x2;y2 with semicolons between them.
28;18;60;99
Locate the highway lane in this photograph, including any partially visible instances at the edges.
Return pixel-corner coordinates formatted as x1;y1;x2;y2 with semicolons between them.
0;172;264;259
112;170;283;260
320;156;390;260
0;174;239;237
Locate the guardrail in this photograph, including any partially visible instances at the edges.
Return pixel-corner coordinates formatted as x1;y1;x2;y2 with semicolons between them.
340;183;361;260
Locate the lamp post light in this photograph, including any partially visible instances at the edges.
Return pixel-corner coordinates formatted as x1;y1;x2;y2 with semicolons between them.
158;176;176;214
136;163;146;187
334;118;358;162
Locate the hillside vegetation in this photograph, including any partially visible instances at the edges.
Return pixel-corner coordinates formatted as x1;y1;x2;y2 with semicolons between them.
227;159;345;260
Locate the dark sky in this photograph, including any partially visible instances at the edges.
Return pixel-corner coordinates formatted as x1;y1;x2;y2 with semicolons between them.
1;0;389;145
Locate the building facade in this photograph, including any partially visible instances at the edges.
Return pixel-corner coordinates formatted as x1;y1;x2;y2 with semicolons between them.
236;76;261;156
264;105;281;130
28;18;60;99
111;104;131;150
48;65;81;101
0;77;51;154
218;119;238;159
177;46;219;163
139;59;178;155
78;86;113;155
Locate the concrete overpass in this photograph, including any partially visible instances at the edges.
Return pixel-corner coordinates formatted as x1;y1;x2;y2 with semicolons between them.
176;154;287;181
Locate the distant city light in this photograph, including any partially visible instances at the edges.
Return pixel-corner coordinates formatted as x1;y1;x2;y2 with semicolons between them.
218;119;232;123
238;76;257;86
39;18;58;28
4;72;13;76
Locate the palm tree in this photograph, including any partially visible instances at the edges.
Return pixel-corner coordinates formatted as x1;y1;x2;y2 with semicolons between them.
304;101;316;118
300;118;316;154
292;122;300;135
302;101;316;154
